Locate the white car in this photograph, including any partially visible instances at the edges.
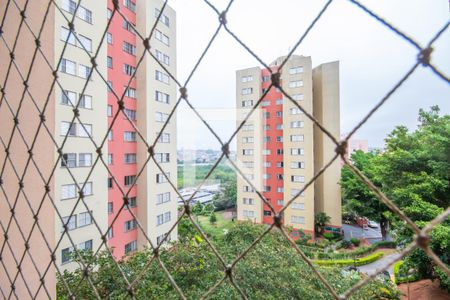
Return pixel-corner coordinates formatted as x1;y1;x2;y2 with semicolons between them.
368;220;379;228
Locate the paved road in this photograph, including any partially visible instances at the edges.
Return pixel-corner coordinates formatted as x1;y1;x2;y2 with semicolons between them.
357;252;402;276
342;224;382;243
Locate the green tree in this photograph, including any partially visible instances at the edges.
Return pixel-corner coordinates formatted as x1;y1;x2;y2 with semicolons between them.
315;212;331;235
213;180;237;211
209;212;217;225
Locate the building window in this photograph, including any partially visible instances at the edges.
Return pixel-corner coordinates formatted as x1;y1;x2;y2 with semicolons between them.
262;173;271;179
60;27;76;45
290;135;304;142
108;153;113;165
78;123;92;137
276;124;283;130
243;198;254;205
276;99;283;105
291;216;305;224
276;136;283;142
277;186;284;192
155;153;170;163
262;149;271;155
291;148;305;155
157;233;171;246
107;8;112;19
155;29;169;46
263;136;270;143
241;100;253;107
289;66;304;74
156;192;170;205
292;203;305;210
155;8;170;27
124;175;136;186
122;20;136;34
123;41;136;55
290;162;305;169
155;91;170;103
241;75;253;82
108;130;113;141
276;174;284;180
128;197;137;208
156;211;171;226
290;121;304;128
124;153;137;164
263;162;271;167
264;210;272;216
124;87;136;99
292;94;304;101
241;88;253;95
61;0;77;14
276;111;283;117
243;185;254;192
77;6;92;23
78;153;92;167
155;49;170;65
123;64;136;76
155;112;169;123
157;132;170;143
124;240;137;254
79;239;93;251
108;202;113;214
242;149;253;156
123;0;136;12
124;219;137;232
156;172;170;184
277;200;284;206
79;95;92;109
262;75;270;82
60;121;77;136
61;215;77;232
290;107;302;115
82;182;93;196
243;210;255;218
243;161;254;169
276;161;284;167
107;80;113;92
61;184;76;199
61;153;77;168
242;137;254;143
155;70;170;84
242;124;254;131
263;125;270;131
61;247;72;264
107;105;113;117
263;112;270;119
291;175;305;183
124;131;137;142
263;186;271;192
107;32;113;44
277;149;284;155
108;177;113;189
107;56;113;68
60;58;77;75
124;108;137;120
289;80;303;88
107;228;113;240
78;64;91;79
78;212;92;227
61;90;76;106
78;35;92;52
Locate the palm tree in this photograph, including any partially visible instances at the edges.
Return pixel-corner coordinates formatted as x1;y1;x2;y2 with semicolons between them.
315;212;331;235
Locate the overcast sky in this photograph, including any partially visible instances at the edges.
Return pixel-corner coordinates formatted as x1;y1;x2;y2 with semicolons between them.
170;0;450;151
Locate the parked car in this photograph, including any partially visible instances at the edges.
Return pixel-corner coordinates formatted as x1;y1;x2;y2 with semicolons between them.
368;220;379;228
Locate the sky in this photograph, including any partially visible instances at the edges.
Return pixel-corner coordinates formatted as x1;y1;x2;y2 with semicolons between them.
170;0;450;151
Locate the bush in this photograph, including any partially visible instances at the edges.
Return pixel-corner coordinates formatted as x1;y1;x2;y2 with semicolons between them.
375;241;397;248
435;266;450;292
314;252;384;267
393;260;419;284
340;240;353;249
323;232;335;240
351;238;361;247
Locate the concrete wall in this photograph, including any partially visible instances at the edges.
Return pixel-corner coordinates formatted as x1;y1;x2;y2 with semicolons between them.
137;0;178;248
0;0;56;297
313;61;342;228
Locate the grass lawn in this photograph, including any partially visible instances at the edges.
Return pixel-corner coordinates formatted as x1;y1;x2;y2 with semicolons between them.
196;211;234;238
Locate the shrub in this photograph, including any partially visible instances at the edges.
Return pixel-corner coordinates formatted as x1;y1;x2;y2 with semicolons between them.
350;238;361;247
435;266;450;292
340;240;352;249
393;260;420;284
314;252;384;267
375;241;397;248
323;232;335;240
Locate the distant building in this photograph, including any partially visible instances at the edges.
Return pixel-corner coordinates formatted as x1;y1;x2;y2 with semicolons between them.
341;136;369;160
235;55;341;238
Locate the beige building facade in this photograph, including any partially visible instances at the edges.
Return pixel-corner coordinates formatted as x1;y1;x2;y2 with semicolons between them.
236;55;341;236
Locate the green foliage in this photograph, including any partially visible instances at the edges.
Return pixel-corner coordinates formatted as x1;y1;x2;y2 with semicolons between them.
213;180;237;211
315;212;331;234
350;238;360;247
323;232;335;240
57;223;398;299
340;240;353;249
178;163;236;189
209;212;217;224
192;201;204;215
314;252;384;267
341;106;450;291
393;260;419;284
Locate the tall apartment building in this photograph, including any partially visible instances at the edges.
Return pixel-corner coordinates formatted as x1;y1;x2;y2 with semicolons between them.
106;0;177;258
0;0;177;297
236;55;341;238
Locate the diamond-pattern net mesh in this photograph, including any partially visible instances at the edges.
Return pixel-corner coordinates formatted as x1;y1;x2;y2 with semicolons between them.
0;0;449;299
